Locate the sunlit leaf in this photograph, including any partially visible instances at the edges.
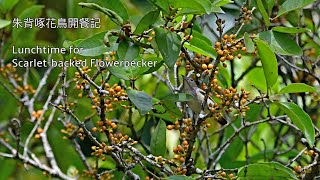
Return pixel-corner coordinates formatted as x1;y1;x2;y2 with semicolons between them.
272;26;310;34
0;19;11;29
256;0;270;27
274;102;315;147
238;162;298;179
254;38;278;88
259;30;302;56
244;32;255;53
277;0;316;18
279;83;317;94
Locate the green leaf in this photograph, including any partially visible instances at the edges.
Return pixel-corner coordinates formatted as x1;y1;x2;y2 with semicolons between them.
259;31;302;56
191;30;212;45
0;0;19;12
272;26;310;34
238;162;298;179
167;175;194;180
0;19;11;29
184;38;217;58
12;5;44;40
87;0;129;22
244;32;255;53
171;0;206;14
162;93;193;102
117;40;140;61
148;0;170;15
254;38;278;88
161;99;183;117
176;0;224;15
279;83;317;94
150;104;178;122
150;120;167;156
256;0;271;27
78;2;124;26
134;9;160;34
77;31;116;57
107;41;157;80
214;0;234;7
154;28;181;69
274;102;315;147
127;89;153;115
150;0;221;15
277;0;315;18
263;0;275;14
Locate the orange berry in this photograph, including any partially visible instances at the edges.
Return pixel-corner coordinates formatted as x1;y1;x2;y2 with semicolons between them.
201;64;208;70
115;86;121;92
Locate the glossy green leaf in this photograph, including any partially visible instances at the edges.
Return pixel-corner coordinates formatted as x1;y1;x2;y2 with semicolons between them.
127;89;153;115
150;120;167;156
0;19;11;29
191;30;212;45
244;32;255;53
154;28;181;69
274;102;315;146
171;0;207;14
78;2;124;26
279;83;317;94
149;0;221;15
238;162;298;179
88;0;129;22
256;0;271;27
0;0;19;12
77;31;115;57
134;10;160;34
184;37;217;58
214;0;234;6
167;176;194;180
259;30;302;56
148;0;170;14
263;0;275;14
272;26;310;34
254;38;278;88
277;0;315;18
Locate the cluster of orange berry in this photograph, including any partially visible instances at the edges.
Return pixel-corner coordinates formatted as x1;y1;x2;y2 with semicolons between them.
293;149;319;175
95;119;118;134
75;69;127;112
91;145;107;161
108;132;131;145
0;63;35;95
240;6;253;23
34;128;43;139
31;110;43;119
215;34;247;63
59;122;78;139
154;156;166;166
213;86;250;117
215;171;235;179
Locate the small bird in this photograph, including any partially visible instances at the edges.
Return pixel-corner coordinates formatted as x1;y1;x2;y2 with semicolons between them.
183;76;227;125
